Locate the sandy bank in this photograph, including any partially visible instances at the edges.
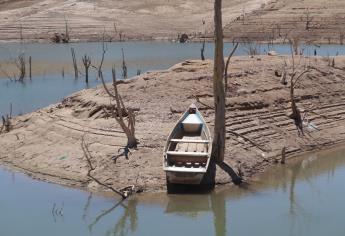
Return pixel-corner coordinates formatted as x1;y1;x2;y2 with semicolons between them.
1;55;345;193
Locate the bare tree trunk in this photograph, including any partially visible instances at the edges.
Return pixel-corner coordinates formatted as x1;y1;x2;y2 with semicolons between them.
121;48;127;79
290;78;304;136
29;56;32;80
224;42;239;94
82;54;91;84
201;38;206;61
71;48;78;79
100;67;138;148
212;0;225;163
16;53;26;82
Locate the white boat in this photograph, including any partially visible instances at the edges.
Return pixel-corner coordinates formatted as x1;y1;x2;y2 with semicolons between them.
163;104;212;189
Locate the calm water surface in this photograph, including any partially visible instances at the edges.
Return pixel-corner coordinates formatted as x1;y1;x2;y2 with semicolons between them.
1;42;345;116
1;147;345;236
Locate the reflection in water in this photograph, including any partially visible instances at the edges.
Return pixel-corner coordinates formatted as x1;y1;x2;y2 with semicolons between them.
211;191;227;236
1;147;345;235
84;195;138;236
113;198;138;236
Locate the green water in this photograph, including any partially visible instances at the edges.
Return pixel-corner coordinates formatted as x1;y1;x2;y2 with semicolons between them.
1;147;345;235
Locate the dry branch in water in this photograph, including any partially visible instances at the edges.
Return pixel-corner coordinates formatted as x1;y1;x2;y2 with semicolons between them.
28;56;32;80
15;54;26;82
71;48;78;79
121;48;127;79
82;54;91;83
200;38;206;61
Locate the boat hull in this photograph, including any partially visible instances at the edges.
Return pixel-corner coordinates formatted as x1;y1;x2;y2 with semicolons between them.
166;171;205;185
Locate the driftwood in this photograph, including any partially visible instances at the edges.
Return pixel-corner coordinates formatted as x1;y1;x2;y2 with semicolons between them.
81;136;135;199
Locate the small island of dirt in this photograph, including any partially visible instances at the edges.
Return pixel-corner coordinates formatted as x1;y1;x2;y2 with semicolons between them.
1;55;345;193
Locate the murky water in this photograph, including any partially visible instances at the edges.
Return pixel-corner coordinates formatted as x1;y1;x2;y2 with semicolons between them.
1;147;345;236
1;42;345;116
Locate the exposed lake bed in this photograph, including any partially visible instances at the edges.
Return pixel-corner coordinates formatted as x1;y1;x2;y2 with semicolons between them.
2;45;345;193
2;0;345;234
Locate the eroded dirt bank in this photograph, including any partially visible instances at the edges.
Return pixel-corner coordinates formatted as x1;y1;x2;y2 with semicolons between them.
1;0;344;44
0;0;266;42
1;55;345;192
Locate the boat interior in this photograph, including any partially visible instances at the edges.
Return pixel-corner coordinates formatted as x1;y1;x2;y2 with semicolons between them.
165;112;211;169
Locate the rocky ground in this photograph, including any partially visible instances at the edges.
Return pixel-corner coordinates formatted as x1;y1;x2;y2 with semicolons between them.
1;55;345;193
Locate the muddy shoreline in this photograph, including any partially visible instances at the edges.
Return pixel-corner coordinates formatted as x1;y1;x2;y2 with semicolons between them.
1;56;345;193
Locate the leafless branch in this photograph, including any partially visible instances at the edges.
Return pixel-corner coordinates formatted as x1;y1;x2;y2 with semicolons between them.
224;42;239;94
81;135;127;199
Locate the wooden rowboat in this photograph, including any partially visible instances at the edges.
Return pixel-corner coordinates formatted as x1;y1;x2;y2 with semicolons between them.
163;104;212;188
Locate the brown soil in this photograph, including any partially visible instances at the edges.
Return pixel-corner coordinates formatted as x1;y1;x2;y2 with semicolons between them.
0;0;265;42
3;0;344;44
223;0;345;44
1;55;345;193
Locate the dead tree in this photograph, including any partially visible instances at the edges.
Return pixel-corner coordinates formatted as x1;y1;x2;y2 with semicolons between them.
212;0;225;163
82;54;91;84
290;38;300;55
121;48;127;79
288;48;310;136
304;8;313;30
91;38;107;80
19;23;23;43
281;147;286;164
1;115;11;133
224;42;239;94
63;16;70;43
100;67;138;148
15;53;26;82
29;56;32;80
71;48;78;79
340;31;344;45
200;38;206;61
200;19;206;61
